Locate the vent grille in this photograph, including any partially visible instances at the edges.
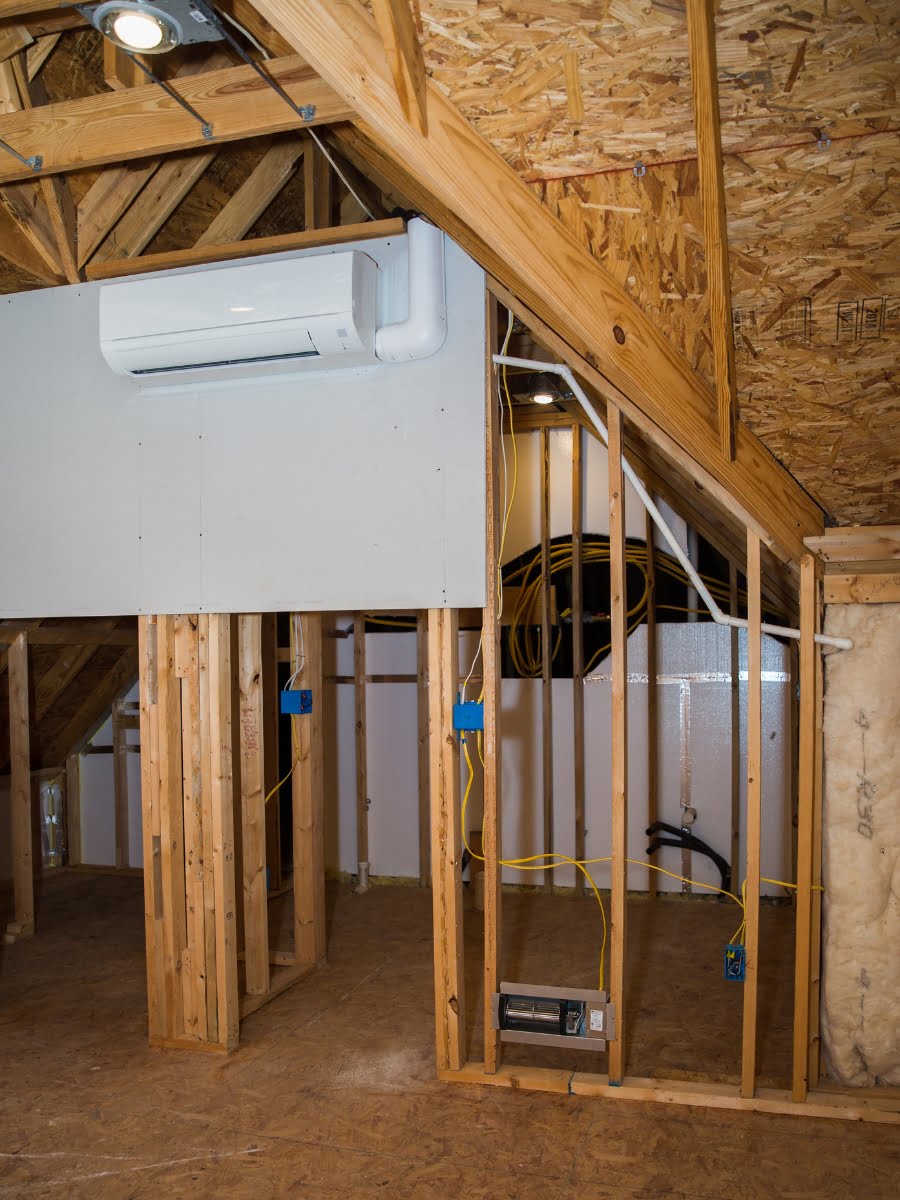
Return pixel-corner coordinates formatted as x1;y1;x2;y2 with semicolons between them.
131;349;321;377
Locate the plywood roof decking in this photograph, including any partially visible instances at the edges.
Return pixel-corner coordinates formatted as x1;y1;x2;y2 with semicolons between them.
0;0;895;528
418;0;898;525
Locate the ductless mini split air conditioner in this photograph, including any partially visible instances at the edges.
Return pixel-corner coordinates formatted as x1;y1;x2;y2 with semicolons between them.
97;218;447;380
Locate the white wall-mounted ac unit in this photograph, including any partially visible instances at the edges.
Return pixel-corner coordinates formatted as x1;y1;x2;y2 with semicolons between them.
98;249;379;378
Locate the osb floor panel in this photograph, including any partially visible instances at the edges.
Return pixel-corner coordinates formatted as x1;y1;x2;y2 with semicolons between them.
1;874;897;1200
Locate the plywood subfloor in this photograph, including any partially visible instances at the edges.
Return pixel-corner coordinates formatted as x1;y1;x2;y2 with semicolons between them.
0;873;897;1199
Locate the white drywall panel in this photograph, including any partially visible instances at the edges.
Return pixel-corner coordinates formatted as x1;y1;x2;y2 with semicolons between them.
79;755;117;867
321;620;791;894
0;233;486;616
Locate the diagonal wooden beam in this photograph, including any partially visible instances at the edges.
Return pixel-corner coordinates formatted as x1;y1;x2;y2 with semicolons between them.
372;0;427;135
78;52;231;269
0;56;354;184
194;137;303;247
39;648;138;769
90;149;216;262
25;31;58;78
0;22;30;60
0;180;63;281
2;49;76;278
76;162;160;267
687;0;737;462
251;0;821;562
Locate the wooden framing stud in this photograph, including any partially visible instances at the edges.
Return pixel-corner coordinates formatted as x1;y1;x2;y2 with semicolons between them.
607;403;628;1084
353;613;369;887
482;293;502;1073
6;632;34;941
539;426;553;891
428;607;465;1072
416;610;430;887
238;613;269;997
729;562;741;885
572;422;586;896
112;697;130;870
65;752;81;868
293;613;326;969
371;0;428;135
791;554;817;1101
644;500;658;898
686;0;737;460
741;531;762;1098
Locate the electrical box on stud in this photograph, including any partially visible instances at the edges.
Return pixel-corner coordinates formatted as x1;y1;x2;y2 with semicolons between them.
280;690;312;716
724;943;746;982
492;982;615;1053
453;699;484;734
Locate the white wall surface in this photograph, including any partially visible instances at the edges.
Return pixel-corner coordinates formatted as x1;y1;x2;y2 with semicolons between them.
0;232;486;616
323;621;791;895
73;683;142;869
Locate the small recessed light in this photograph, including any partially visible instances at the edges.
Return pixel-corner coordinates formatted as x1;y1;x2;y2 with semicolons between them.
532;392;555;405
229;306;255;313
92;2;181;55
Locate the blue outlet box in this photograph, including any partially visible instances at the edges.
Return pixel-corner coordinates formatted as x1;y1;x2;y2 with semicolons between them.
724;943;746;982
453;700;484;733
281;689;313;715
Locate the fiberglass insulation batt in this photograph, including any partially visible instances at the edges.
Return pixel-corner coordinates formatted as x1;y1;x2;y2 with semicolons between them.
821;603;900;1086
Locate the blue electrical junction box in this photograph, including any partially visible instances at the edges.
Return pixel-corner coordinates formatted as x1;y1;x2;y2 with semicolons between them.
724;943;746;982
453;700;484;733
280;689;312;715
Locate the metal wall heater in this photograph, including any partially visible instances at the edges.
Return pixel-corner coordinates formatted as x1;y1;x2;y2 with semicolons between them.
492;982;615;1053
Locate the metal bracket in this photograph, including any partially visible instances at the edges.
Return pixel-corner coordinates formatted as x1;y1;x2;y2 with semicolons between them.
123;50;214;138
633;160;646;178
816;135;831;152
195;0;318;127
0;137;42;173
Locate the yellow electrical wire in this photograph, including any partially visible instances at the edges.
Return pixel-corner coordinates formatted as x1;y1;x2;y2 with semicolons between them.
267;615;303;806
461;733;746;990
502;536;747;679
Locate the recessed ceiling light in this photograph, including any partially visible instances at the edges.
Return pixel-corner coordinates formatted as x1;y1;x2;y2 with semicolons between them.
229;306;255;314
532;391;555;405
92;2;182;54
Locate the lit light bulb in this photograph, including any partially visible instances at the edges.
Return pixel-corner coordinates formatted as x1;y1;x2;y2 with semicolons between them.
532;392;555;405
112;11;165;50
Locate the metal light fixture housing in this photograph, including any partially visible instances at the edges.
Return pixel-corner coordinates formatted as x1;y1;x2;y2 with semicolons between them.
87;0;225;54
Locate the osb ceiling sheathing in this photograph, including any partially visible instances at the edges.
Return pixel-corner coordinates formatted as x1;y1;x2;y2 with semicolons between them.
0;0;896;526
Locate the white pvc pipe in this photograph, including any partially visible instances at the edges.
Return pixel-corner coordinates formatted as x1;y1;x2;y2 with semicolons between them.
375;217;447;362
493;354;852;652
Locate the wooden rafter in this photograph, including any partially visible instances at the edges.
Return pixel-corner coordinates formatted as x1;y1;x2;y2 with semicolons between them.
195;137;303;247
1;48;77;278
241;0;821;563
0;55;353;185
78;52;232;269
39;648;138;768
0;22;30;60
77;162;159;267
91;149;217;262
372;0;427;135
687;0;737;462
0;182;62;280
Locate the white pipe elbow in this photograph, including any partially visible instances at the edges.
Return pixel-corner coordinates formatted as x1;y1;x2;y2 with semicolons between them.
375;217;447;362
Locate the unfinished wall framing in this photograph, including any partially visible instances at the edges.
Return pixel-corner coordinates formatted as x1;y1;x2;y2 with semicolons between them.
136;610;327;1050
426;289;899;1126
